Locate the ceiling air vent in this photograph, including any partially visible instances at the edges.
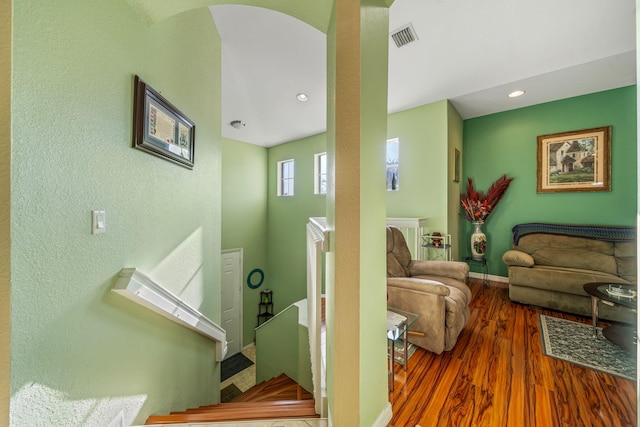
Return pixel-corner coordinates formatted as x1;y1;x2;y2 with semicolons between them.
390;23;418;48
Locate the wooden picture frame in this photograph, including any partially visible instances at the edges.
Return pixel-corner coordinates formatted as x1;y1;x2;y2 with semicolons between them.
537;126;611;193
132;75;195;169
453;148;461;183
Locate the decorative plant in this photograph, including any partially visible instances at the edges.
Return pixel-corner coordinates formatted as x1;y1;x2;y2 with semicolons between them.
460;174;513;223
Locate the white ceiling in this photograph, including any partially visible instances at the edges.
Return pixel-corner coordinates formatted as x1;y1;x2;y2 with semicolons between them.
211;0;636;148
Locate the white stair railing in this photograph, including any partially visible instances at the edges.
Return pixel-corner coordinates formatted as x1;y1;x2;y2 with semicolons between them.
112;268;227;361
306;217;329;417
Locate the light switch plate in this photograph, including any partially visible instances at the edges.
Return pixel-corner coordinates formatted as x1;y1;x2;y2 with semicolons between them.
92;210;106;234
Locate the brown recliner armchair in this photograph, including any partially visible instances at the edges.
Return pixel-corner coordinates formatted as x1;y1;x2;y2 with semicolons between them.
386;226;472;354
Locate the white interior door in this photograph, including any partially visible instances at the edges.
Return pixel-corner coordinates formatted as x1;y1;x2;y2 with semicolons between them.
221;249;243;359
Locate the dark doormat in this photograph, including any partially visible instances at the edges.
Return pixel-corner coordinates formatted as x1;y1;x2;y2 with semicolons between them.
220;383;243;402
221;352;254;382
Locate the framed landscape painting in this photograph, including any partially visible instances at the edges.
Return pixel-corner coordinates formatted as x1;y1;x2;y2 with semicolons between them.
537;126;611;193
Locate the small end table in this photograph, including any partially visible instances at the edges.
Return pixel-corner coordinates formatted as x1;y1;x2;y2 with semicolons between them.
464;256;488;288
583;282;637;352
387;306;419;392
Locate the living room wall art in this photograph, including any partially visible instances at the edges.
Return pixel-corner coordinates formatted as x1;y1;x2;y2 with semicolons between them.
386;138;399;190
452;148;461;182
536;126;611;193
132;75;196;169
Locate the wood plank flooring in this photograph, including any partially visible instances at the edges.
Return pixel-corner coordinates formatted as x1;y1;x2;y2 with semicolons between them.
388;278;637;427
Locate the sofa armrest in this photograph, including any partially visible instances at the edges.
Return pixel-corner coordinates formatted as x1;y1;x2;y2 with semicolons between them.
387;277;450;296
502;250;534;267
408;260;469;282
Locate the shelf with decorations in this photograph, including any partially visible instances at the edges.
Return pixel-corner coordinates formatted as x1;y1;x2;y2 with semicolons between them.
257;290;273;325
422;233;452;261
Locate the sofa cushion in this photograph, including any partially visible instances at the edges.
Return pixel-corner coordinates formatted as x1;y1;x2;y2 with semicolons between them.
412;274;472;305
386;226;412;276
408;259;469;282
514;234;619;276
387;253;409;277
502;250;534;267
615;241;637;281
509;284;636;324
387;277;449;296
508;265;632;296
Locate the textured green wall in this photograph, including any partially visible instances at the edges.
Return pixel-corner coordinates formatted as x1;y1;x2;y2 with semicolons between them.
254;305;312;393
11;2;221;425
447;102;464;261
463;86;637;277
266;134;327;311
264;100;459;308
387;100;449;232
221;138;268;344
356;5;392;424
0;1;10;423
126;0;334;33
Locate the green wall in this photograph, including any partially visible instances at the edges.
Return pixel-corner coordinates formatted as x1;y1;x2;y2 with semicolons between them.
266;134;327;311
262;101;464;307
387;100;449;233
11;2;221;425
447;102;464;261
0;1;10;423
263;86;637;283
221;138;268;344
463;86;637;277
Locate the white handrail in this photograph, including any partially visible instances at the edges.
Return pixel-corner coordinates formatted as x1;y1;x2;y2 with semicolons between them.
306;218;329;417
112;268;227;361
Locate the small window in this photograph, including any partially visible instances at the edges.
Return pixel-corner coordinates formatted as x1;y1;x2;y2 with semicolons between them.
277;159;294;196
314;152;327;195
386;138;399;191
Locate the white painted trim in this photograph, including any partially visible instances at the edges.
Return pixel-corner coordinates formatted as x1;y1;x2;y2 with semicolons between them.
112;268;227;361
277;158;295;196
242;342;256;352
385;217;428;229
313;152;327;195
372;401;393;427
469;272;509;283
222;248;244;354
309;217;330;251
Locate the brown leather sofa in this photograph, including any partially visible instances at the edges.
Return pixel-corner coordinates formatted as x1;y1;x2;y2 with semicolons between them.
386;226;471;354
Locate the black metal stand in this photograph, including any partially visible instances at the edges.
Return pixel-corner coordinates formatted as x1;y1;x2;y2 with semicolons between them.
464;257;488;288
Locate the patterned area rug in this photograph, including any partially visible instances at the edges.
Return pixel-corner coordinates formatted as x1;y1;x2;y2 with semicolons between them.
538;314;636;381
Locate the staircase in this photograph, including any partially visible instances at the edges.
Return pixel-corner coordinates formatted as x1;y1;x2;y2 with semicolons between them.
145;374;320;425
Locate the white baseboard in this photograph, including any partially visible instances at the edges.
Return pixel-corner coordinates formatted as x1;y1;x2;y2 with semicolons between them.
469;272;509;284
328;402;391;427
372;402;393;427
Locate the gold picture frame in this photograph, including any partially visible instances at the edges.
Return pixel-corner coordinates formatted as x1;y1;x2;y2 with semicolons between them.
537;126;611;193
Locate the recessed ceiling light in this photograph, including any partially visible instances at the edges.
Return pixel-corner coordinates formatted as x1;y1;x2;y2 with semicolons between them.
230;120;245;129
508;90;526;98
296;93;309;102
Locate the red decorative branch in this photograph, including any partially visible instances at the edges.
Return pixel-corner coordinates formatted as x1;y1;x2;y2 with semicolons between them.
460;174;513;223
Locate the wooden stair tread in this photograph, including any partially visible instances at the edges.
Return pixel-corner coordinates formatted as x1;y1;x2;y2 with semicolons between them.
232;373;312;402
147;400;319;424
171;400;315;414
145;374;318;425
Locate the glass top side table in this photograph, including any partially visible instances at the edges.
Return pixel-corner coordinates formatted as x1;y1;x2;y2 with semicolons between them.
387;306;419;392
